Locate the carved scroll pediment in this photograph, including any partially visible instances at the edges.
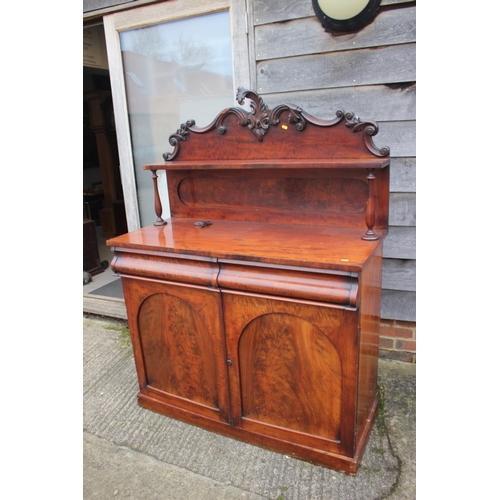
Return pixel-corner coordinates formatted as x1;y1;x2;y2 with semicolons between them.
163;88;389;161
344;112;390;158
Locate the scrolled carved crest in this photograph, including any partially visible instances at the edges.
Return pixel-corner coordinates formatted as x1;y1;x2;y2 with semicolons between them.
163;88;388;161
345;112;390;157
164;120;195;161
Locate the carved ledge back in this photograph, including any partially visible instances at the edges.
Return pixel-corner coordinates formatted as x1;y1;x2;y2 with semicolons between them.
145;88;390;239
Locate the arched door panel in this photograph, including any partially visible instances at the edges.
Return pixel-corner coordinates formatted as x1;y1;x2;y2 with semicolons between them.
122;277;230;423
223;292;359;455
239;312;342;440
138;292;218;407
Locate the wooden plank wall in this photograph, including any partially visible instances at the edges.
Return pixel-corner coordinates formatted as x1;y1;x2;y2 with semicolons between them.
84;0;159;14
251;0;416;321
84;0;137;13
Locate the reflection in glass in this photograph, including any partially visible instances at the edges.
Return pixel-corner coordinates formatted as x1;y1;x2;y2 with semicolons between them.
120;11;234;226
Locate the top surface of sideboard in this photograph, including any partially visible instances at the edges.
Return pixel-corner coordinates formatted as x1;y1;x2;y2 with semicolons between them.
107;218;384;273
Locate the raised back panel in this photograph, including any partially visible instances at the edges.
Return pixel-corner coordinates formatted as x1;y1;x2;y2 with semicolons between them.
145;88;390;232
167;167;389;228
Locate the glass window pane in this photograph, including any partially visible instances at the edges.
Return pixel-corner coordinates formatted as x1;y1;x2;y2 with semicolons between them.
120;11;234;226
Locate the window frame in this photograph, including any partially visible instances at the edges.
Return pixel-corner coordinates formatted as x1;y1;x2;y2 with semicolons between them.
103;0;251;231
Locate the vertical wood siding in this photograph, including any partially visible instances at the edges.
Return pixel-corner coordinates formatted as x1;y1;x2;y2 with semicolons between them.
251;0;416;321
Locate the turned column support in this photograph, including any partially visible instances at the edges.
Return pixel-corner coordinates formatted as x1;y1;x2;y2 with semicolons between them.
362;169;379;241
151;169;168;226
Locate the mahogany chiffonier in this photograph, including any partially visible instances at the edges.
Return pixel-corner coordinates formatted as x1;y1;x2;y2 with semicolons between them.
107;89;390;475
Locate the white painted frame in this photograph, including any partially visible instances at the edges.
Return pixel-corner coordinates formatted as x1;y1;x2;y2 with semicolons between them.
103;0;251;231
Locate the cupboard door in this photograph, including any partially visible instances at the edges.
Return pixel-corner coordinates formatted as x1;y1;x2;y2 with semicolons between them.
122;277;230;423
222;292;359;456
